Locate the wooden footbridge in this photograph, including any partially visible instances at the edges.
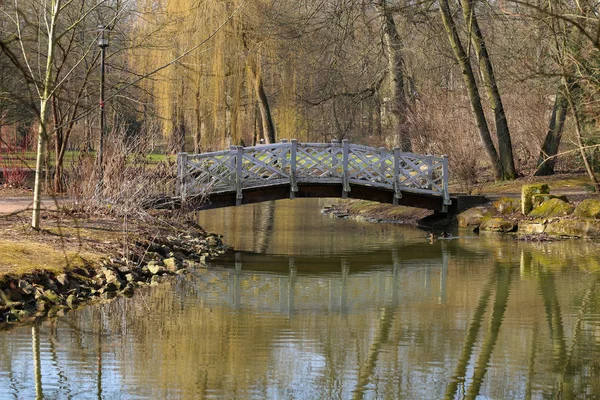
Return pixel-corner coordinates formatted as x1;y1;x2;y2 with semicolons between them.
177;140;453;212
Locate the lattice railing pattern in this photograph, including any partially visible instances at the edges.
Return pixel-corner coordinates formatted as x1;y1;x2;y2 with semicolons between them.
178;140;451;209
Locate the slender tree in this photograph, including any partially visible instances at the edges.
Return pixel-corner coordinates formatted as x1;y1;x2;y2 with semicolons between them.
461;0;516;179
439;0;502;179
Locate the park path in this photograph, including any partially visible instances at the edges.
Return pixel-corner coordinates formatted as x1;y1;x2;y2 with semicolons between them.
0;196;67;215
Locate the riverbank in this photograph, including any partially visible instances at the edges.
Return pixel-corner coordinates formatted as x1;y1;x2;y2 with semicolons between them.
322;173;600;239
0;191;227;327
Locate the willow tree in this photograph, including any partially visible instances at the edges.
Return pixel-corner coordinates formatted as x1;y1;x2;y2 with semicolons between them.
133;0;278;151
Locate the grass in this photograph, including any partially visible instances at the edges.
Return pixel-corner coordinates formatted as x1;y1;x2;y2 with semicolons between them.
474;173;595;195
0;240;101;277
0;150;173;169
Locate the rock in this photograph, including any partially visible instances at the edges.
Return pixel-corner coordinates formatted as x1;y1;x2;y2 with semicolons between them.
36;299;48;312
531;194;569;209
169;251;187;261
7;289;22;302
479;218;516;232
147;262;164;275
522;183;549;215
104;282;118;292
545;219;600;238
492;197;520;214
457;207;490;229
56;274;69;287
102;268;125;289
529;198;574;218
573;199;600;219
101;291;116;300
66;294;78;309
206;236;220;247
121;284;134;298
18;280;34;295
163;257;182;272
43;290;62;304
518;220;546;234
144;251;164;262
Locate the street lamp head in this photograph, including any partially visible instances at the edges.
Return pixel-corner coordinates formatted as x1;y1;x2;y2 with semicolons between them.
97;25;110;48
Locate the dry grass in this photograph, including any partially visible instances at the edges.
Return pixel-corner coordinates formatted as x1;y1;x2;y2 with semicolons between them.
0;240;100;276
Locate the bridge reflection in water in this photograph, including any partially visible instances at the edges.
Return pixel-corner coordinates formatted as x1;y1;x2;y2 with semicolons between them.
201;247;450;315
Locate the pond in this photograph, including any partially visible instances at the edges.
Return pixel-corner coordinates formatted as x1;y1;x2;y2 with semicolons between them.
1;199;600;399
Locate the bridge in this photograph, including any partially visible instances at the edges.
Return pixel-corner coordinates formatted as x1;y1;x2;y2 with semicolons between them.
177;139;453;212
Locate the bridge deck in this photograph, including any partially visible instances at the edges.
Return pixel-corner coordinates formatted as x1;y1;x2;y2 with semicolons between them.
177;140;452;211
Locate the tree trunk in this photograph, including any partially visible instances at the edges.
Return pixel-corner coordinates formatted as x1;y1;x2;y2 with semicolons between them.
461;0;516;179
564;80;600;192
535;88;568;176
32;0;61;230
254;71;276;144
439;0;502;180
376;0;411;152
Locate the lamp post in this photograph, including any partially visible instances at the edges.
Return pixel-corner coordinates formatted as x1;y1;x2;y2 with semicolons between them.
95;25;109;196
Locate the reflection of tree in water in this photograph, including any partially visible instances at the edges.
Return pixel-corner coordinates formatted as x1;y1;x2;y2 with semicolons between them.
9;239;600;399
444;248;600;399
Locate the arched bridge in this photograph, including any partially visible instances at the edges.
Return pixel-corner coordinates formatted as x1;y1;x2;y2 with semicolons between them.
177;140;453;212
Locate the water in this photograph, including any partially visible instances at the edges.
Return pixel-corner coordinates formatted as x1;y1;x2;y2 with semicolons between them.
2;199;600;399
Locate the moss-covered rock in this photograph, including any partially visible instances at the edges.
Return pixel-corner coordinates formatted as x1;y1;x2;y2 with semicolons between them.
521;184;549;214
573;199;600;219
529;198;574;218
457;207;491;229
479;218;516;232
531;194;569;209
545;219;600;238
518;220;546;234
492;197;520;214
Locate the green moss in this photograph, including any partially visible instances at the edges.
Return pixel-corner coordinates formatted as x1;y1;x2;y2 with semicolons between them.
521;184;549;214
573;199;600;219
529;198;574;218
531;194;569;209
545;219;600;238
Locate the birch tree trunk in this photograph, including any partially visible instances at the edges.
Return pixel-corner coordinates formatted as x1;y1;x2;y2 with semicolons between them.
375;0;411;152
32;0;62;230
439;0;502;180
461;0;516;179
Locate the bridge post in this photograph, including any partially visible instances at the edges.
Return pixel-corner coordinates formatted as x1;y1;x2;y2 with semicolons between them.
342;139;350;198
393;148;402;205
290;139;298;198
442;154;451;212
177;152;188;202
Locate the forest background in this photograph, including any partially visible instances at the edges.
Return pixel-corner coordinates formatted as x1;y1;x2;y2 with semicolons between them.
0;0;599;229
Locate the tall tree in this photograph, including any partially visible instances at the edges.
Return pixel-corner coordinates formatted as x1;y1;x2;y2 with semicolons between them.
439;0;502;179
375;0;411;152
460;0;516;179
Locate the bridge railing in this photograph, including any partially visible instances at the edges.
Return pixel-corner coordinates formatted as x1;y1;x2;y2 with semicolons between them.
177;139;451;209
